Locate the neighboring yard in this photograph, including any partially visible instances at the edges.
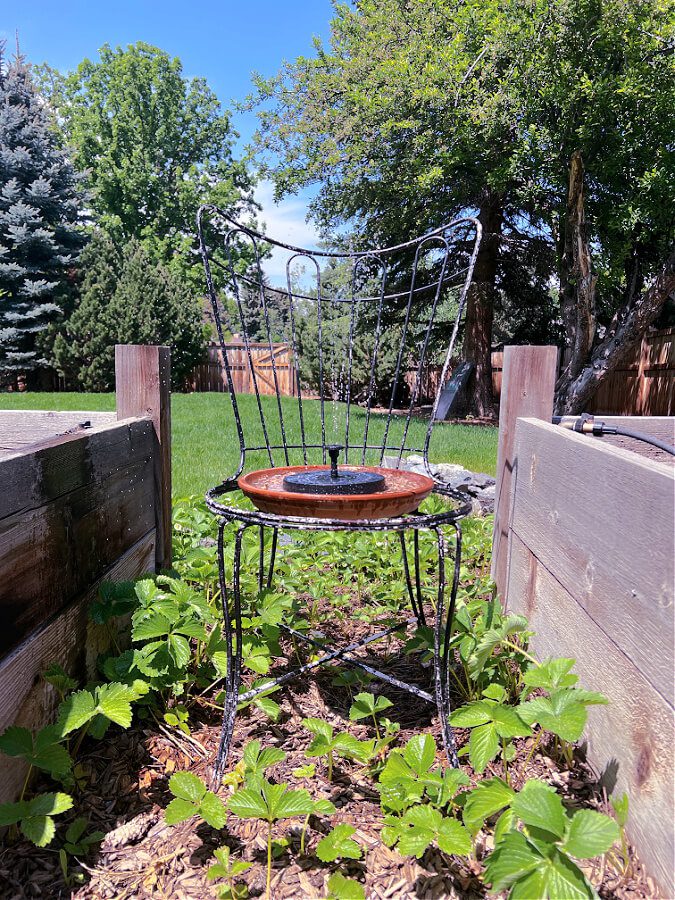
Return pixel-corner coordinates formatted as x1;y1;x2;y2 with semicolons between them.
0;393;498;496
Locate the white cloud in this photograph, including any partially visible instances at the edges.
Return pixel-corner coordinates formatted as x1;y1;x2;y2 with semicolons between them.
253;180;320;284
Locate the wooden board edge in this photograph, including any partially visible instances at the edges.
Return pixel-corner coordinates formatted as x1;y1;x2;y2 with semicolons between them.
506;531;674;896
0;529;156;804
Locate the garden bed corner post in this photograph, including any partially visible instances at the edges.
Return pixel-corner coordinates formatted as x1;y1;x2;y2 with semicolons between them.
491;345;558;599
115;344;172;569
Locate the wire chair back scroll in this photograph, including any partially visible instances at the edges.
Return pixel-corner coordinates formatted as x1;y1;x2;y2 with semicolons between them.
197;206;482;482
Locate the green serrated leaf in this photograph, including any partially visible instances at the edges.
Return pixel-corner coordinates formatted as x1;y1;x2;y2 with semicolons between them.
165;797;198;824
511;780;566;839
463;777;516;833
563;809;619;859
469;722;499;773
169;771;207;803
96;683;136;728
436;817;472;856
269;785;314;819
199;791;228;829
254;696;281;721
449;701;492;728
316;824;362;862
0;726;33;758
403;734;436;775
228;787;269;819
0;800;27;826
21;815;56;847
57;690;97;735
484;830;542;890
327;872;365;900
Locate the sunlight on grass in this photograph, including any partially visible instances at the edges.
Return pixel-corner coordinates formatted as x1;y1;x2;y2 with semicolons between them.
0;392;497;497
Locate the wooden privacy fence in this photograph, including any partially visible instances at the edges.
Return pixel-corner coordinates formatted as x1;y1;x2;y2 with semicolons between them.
587;326;675;416
0;345;171;805
493;345;674;897
188;342;297;395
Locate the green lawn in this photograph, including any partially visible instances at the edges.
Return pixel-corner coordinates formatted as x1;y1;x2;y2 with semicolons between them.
0;392;497;497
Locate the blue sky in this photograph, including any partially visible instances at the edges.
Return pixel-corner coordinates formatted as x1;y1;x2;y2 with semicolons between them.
4;0;336;267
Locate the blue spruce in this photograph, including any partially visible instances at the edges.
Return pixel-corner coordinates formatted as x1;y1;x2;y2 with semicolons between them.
0;47;84;375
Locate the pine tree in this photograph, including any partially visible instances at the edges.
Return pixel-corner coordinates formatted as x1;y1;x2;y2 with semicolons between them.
0;47;85;375
51;230;120;390
53;234;205;390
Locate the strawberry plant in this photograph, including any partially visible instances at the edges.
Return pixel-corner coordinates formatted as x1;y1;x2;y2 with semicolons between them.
449;684;532;779
302;718;365;780
227;778;315;899
165;771;228;828
348;691;393;740
0;791;73;847
325;872;366;900
208;845;251;899
316;824;363;862
481;780;620;898
382;805;472;859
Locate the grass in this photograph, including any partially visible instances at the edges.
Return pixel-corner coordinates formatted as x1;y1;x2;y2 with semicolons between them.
0;392;497;497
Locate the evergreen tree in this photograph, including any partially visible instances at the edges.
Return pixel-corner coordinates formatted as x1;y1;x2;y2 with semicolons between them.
53;233;205;390
0;48;84;375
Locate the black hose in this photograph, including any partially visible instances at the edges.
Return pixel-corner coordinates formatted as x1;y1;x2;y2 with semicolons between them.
609;426;675;457
552;415;675;457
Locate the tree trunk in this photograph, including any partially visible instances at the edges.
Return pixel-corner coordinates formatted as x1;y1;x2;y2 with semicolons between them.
557;151;596;381
554;247;675;414
463;197;502;417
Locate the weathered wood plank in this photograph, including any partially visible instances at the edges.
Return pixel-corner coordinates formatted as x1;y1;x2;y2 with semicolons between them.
116;345;172;568
0;530;156;805
506;531;674;898
0;410;116;454
0;423;156;654
559;415;674;465
491;346;558;598
0;417;154;520
509;418;674;703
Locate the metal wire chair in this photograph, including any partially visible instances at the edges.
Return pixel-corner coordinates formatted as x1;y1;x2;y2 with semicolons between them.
197;205;482;783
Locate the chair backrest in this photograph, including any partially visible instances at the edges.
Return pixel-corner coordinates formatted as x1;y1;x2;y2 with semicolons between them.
197;206;481;480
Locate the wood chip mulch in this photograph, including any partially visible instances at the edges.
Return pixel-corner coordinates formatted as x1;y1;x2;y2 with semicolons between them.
0;608;659;900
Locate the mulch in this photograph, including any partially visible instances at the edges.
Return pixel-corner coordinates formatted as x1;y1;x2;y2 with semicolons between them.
0;603;659;900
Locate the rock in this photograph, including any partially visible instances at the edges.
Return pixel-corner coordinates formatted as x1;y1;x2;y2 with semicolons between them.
382;454;495;515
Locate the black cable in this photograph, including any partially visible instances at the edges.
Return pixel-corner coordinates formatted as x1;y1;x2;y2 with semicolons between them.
552;414;675;457
609;426;675;457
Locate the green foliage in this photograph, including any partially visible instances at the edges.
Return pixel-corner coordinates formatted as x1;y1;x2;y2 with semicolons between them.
0;792;73;847
38;42;253;288
378;734;469;814
326;872;366;900
450;687;531;775
349;692;393;739
251;0;675;398
208;845;251;900
52;234;205;390
165;772;227;828
382;805;471;860
0;725;71;778
0;49;85;374
316;824;362;862
482;780;620;898
56;682;144;738
302;718;365;781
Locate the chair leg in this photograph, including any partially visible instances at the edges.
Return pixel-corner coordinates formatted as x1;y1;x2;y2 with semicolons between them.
266;527;278;590
212;522;248;788
399;532;425;627
433;525;461;768
257;526;279;592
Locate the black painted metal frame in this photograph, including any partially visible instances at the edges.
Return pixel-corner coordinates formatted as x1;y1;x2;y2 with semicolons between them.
197;207;482;783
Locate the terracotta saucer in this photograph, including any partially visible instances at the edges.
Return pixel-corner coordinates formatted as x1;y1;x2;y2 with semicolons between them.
238;465;434;521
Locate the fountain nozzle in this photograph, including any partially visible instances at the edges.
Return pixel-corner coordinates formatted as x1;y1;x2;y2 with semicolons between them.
327;444;343;479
